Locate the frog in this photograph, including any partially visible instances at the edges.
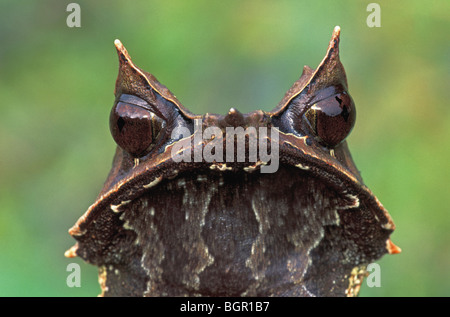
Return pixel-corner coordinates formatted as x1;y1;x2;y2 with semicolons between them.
65;26;400;297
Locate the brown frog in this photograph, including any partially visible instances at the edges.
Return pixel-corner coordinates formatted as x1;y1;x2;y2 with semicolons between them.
65;26;400;297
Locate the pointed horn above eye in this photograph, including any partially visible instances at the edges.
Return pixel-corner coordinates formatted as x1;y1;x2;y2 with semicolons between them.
328;25;341;57
112;39;196;118
114;39;131;63
315;25;342;78
306;25;347;89
113;39;151;98
271;26;348;115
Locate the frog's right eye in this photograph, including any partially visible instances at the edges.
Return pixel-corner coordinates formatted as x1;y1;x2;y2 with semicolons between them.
109;94;165;157
304;91;356;148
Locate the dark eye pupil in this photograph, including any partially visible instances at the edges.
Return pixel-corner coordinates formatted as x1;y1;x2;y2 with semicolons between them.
110;98;165;157
117;117;125;132
340;102;350;122
305;91;356;147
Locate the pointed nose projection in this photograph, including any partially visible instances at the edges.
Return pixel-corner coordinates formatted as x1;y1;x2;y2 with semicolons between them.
224;108;245;127
199;107;279;173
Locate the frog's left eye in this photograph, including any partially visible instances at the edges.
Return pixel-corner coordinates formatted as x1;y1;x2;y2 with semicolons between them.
304;91;356;148
109;95;165;157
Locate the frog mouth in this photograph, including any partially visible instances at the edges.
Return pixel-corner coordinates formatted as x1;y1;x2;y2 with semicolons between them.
67;128;395;239
65;121;399;296
66;163;396;296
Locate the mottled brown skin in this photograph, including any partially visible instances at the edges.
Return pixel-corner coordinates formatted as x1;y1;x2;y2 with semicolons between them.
66;27;398;297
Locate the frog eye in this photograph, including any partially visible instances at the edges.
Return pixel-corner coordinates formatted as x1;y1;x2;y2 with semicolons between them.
304;91;356;148
109;95;165;157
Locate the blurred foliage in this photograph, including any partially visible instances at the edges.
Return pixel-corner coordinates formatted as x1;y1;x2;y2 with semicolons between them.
0;0;448;296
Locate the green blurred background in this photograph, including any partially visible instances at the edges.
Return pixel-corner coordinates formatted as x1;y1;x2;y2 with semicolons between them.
0;0;448;297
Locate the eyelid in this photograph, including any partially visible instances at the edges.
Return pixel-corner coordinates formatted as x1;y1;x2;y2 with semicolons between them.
308;86;344;106
117;93;167;121
119;94;152;110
